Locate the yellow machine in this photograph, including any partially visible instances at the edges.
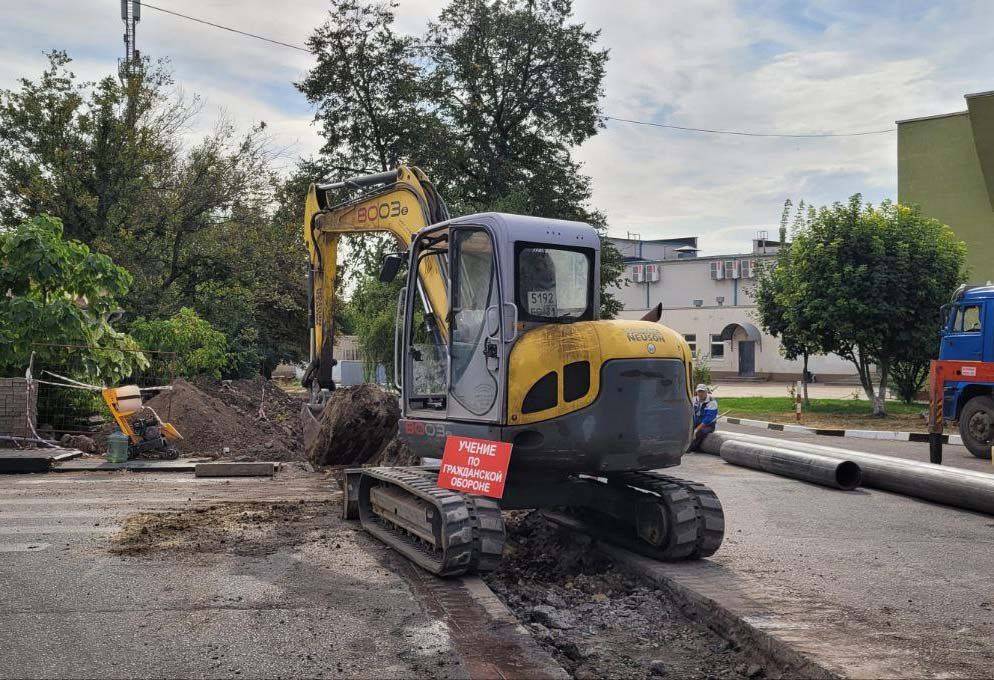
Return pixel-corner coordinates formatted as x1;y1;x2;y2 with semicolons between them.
302;166;724;576
102;385;182;459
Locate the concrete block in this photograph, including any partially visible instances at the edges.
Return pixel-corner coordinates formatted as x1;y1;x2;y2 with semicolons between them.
194;462;277;477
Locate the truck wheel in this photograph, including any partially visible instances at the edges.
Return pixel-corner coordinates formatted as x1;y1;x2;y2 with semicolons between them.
959;396;994;460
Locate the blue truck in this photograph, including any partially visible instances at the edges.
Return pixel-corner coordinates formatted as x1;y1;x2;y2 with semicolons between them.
933;284;994;460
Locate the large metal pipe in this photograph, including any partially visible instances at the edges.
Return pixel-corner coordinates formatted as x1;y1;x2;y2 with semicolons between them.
719;440;862;490
702;431;994;516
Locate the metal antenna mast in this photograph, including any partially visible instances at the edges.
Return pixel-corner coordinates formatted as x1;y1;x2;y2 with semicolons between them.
119;1;142;81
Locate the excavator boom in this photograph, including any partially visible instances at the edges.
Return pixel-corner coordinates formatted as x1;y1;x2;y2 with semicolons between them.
302;166;449;394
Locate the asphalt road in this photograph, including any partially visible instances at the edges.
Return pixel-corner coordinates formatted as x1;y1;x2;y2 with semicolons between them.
0;469;560;679
672;442;994;678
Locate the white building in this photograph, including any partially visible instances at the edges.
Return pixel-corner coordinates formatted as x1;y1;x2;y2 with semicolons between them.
609;236;858;382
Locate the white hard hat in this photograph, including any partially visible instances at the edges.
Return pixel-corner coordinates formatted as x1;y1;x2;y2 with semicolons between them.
696;384;709;392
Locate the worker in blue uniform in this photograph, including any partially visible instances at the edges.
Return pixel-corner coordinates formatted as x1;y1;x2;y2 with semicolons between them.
691;384;718;451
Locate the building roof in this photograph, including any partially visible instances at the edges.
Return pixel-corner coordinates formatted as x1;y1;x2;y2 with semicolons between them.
965;90;994;100
611;235;699;246
896;110;969;125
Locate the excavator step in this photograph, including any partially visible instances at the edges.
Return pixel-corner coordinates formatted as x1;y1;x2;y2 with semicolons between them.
351;466;505;577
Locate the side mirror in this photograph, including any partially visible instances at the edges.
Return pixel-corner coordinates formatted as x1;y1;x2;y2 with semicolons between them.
378;253;404;283
939;304;951;336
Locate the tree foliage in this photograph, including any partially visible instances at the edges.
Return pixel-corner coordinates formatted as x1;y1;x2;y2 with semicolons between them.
755;200;819;403
758;196;966;415
0;53;307;377
297;0;623;319
130;307;228;379
0;214;146;380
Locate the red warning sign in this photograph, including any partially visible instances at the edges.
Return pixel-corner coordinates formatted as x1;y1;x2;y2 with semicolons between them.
437;435;512;499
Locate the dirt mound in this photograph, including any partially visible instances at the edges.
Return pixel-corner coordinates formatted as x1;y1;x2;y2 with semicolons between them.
306;384;401;466
139;378;304;461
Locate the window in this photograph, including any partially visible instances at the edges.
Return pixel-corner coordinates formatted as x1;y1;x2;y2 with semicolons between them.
725;259;738;279
684;333;697;356
954;305;982;333
710;261;724;280
710;334;725;358
450;229;499;416
516;244;593;322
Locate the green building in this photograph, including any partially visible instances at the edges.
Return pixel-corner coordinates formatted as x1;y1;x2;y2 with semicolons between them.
898;90;994;282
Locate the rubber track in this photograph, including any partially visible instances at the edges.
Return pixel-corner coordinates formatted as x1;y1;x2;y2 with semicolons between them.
614;471;725;559
358;466;505;577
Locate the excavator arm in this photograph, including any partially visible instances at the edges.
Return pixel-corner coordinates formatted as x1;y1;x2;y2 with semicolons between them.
302;165;450;394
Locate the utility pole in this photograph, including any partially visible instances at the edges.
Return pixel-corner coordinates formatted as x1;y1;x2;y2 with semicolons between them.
119;0;142;82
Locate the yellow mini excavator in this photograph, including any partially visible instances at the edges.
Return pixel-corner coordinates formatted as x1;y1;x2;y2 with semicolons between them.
301;166;724;576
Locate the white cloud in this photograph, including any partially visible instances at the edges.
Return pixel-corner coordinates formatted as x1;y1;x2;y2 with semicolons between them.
1;0;991;255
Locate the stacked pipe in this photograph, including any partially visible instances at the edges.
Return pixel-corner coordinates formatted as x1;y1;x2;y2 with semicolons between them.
702;431;994;516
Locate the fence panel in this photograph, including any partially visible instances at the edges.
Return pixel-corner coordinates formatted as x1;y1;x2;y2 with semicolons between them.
0;344;177;441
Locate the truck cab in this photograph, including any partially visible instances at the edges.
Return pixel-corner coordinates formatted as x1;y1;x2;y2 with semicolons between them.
939;285;994;458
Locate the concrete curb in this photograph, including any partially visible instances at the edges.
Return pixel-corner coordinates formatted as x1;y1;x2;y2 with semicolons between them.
720;416;964;447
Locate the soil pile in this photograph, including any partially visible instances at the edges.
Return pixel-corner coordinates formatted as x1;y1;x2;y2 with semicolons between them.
140;378;304;461
486;512;771;679
306;384;404;466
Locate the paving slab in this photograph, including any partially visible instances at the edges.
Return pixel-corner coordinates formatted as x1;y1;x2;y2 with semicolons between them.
0;448;80;473
195;461;277;477
51;458;203;473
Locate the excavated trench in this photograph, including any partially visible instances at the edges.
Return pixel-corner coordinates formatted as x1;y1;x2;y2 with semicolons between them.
485;512;778;680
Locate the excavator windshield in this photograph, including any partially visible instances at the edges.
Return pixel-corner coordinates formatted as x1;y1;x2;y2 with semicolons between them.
516;244;594;322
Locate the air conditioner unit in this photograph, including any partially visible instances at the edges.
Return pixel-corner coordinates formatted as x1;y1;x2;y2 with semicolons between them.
646;264;659;282
632;264;645;283
710;261;724;280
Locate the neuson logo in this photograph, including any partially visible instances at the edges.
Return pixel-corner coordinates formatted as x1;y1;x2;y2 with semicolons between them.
626;329;664;342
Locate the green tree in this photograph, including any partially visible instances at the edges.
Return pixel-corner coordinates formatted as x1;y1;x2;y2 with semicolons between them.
297;0;623;318
755;200;821;405
778;196;965;416
0;52;307;377
0;214;146;380
130;307;228;379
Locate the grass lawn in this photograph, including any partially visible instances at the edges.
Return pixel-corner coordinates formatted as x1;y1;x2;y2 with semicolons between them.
719;397;926;432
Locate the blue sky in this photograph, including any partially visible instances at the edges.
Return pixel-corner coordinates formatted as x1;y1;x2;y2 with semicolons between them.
2;0;992;254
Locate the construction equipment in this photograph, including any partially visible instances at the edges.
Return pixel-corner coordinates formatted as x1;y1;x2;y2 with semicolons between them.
302;165;724;576
927;284;994;463
101;385;182;460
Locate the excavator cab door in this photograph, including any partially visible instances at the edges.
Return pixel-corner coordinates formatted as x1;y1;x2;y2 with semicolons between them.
401;229;450;416
446;227;504;422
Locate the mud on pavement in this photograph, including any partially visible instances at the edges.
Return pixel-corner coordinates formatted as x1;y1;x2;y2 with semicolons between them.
486;512;778;680
111;500;335;556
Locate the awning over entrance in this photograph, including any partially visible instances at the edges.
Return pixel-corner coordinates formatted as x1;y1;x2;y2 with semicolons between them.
719;322;761;344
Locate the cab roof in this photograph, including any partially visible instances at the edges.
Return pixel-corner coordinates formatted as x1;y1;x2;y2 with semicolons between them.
957;285;994;302
448;212;600;251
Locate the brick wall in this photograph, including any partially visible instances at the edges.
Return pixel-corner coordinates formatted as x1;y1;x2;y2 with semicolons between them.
0;378;38;438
